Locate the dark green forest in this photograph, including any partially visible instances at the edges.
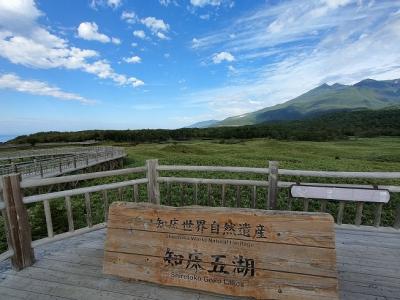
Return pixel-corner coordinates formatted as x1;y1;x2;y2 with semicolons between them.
9;109;400;144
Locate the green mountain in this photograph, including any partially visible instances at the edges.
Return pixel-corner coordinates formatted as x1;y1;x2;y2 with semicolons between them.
215;78;400;126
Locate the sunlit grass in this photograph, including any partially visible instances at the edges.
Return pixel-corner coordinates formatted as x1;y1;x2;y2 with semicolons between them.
1;137;399;253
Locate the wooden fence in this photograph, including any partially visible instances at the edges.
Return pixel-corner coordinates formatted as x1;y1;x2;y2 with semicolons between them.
0;159;399;270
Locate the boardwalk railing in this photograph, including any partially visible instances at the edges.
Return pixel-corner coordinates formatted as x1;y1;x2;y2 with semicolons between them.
0;159;399;270
0;146;108;161
0;146;125;178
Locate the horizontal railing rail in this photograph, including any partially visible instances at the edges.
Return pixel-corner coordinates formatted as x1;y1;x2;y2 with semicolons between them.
159;164;400;179
20;166;147;188
158;165;269;174
278;169;400;179
23;178;149;204
1;158;399;270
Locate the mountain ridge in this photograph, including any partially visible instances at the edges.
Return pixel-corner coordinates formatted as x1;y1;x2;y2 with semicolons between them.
185;120;220;128
211;78;400;127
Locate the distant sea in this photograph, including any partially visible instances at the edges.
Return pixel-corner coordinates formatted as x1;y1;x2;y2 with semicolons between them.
0;135;17;143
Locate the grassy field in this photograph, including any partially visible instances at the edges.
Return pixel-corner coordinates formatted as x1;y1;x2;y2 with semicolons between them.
1;137;400;253
121;137;400;171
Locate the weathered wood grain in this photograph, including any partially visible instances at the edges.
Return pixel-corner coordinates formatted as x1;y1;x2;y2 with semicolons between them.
267;161;279;209
1;226;399;300
146;159;160;204
65;196;74;232
2;174;35;270
43;200;53;238
84;193;92;228
107;207;336;248
105;228;337;277
103;202;338;299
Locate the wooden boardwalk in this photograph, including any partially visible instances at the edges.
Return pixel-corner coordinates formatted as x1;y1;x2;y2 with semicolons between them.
0;225;399;300
0;147;126;180
20;152;126;180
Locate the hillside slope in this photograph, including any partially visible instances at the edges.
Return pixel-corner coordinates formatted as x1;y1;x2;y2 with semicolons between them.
216;78;400;126
186;120;220;128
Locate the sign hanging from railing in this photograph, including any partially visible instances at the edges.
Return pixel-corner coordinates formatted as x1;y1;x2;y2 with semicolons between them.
291;185;390;203
103;202;339;299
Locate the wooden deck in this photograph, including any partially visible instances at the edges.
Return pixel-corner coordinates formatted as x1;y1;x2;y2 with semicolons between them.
0;226;399;300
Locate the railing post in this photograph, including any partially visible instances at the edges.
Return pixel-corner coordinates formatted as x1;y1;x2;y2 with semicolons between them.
394;203;400;229
2;174;34;270
0;180;12;258
267;161;279;210
39;162;44;178
146;159;160;204
11;163;17;173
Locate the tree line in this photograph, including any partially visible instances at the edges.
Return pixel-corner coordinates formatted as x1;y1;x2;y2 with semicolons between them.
9;109;400;145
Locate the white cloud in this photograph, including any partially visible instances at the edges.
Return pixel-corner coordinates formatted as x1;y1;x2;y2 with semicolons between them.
0;29;95;69
310;0;353;17
121;11;137;24
0;73;95;104
140;16;170;39
190;0;234;8
228;65;237;73
0;1;143;88
128;77;144;87
188;0;400;119
107;0;122;8
0;0;41;31
191;38;201;48
159;0;178;7
123;55;141;64
156;32;168;40
141;17;169;32
77;22;120;44
83;60;144;87
324;0;352;9
192;1;365;53
212;51;235;64
133;30;146;39
90;0;122;9
190;0;222;7
111;37;121;45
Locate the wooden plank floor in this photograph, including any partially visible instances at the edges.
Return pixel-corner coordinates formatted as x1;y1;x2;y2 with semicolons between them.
1;226;399;300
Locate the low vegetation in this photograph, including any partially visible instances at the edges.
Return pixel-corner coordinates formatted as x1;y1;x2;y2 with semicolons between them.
1;137;400;253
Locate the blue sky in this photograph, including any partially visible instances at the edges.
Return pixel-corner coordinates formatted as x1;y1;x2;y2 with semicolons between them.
0;0;400;135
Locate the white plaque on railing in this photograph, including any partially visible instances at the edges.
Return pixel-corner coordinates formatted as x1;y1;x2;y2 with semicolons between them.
291;185;390;203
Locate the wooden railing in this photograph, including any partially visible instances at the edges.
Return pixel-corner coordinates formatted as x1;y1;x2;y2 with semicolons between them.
0;159;399;270
0;146;125;177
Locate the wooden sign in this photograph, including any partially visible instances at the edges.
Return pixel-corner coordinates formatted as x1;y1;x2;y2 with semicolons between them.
291;185;390;203
103;202;338;299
